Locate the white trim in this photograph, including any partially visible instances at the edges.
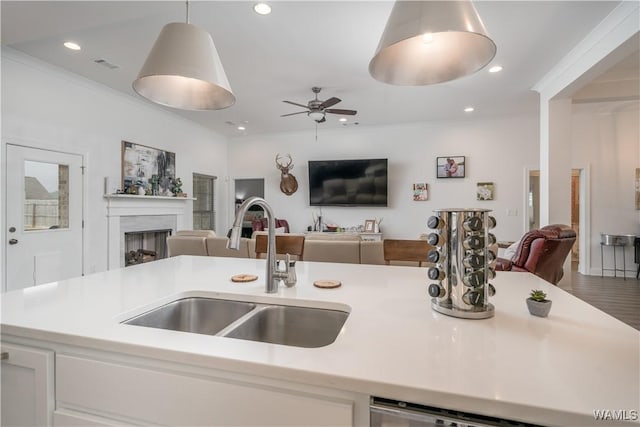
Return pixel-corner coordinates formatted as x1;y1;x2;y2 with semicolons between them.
522;166;539;235
578;165;591;276
533;2;640;99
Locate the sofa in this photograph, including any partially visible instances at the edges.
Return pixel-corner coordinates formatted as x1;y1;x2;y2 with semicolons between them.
167;230;436;267
168;230;404;265
167;230;216;257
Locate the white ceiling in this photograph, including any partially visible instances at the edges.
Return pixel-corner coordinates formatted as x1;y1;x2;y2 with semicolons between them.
0;1;629;138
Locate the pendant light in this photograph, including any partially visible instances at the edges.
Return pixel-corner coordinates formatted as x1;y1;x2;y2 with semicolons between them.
133;1;235;110
369;0;496;86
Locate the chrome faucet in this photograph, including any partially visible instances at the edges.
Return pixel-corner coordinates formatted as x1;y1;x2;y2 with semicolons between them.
227;197;288;293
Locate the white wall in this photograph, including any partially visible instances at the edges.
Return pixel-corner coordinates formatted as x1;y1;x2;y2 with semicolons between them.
1;49;229;281
572;101;640;275
227;116;539;241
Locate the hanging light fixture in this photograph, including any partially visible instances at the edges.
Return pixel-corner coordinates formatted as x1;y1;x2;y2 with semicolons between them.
369;0;496;86
133;1;235;110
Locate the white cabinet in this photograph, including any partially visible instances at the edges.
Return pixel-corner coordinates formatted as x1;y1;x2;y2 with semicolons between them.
56;354;356;426
1;343;54;426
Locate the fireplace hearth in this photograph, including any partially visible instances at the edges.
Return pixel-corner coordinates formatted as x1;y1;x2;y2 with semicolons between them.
124;229;171;266
106;195;192;269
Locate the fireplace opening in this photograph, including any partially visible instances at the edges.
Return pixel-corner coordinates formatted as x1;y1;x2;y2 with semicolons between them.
124;229;172;267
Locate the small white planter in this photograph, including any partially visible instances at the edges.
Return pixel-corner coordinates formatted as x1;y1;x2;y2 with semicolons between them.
527;298;552;317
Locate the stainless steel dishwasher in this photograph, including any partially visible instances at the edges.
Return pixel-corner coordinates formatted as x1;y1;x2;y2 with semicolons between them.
370;397;543;427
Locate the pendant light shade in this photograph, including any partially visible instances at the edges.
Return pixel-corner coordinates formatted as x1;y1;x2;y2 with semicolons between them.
133;22;235;110
369;0;496;86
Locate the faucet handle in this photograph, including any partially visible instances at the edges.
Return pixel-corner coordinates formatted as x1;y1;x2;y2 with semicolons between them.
274;254;290;280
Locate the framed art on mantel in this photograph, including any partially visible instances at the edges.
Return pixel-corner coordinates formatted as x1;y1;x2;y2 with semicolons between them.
122;141;175;195
436;156;465;178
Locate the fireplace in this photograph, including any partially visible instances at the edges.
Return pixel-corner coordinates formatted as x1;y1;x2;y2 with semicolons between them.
124;229;172;266
105;195;192;269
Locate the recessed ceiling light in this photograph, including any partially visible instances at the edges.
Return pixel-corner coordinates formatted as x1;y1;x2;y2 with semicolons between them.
464;107;475;113
237;126;246;131
489;65;503;73
339;118;347;122
253;3;271;15
63;41;81;51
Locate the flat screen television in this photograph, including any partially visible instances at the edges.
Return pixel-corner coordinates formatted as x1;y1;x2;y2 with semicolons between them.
308;159;388;207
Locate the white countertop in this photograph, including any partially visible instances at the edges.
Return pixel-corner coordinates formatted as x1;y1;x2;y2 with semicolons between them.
1;256;638;426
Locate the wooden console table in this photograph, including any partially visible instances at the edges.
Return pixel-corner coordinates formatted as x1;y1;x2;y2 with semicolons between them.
305;232;383;242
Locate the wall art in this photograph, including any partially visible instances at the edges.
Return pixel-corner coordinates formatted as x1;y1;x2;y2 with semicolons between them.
122;141;175;195
413;183;429;201
477;182;495;201
437;156;465;178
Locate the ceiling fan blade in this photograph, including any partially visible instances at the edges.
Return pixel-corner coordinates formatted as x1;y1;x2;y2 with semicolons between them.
283;100;309;109
319;97;341;109
281;111;308;117
325;108;357;115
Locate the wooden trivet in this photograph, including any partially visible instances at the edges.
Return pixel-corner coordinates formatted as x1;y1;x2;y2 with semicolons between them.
313;280;342;289
231;274;258;283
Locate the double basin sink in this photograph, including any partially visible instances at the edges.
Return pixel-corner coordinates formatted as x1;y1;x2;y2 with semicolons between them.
122;297;349;348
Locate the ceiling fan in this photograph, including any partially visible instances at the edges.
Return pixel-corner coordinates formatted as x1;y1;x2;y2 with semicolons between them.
281;87;357;123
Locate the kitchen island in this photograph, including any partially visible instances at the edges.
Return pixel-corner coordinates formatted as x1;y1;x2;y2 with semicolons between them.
1;256;638;426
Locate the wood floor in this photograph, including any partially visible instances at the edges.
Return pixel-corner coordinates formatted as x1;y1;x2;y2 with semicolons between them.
558;270;640;330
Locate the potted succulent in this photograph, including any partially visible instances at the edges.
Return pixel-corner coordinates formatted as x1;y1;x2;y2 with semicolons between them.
527;290;552;317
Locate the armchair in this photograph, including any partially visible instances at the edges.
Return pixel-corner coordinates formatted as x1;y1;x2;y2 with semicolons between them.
495;224;576;285
251;217;290;233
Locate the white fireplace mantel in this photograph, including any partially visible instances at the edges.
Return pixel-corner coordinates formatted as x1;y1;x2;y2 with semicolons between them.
105;195;193;269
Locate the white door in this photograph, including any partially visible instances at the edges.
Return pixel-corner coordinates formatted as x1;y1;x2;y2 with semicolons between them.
5;144;83;291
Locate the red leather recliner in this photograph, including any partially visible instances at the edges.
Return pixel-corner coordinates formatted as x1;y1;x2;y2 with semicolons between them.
251;218;290;233
495;224;576;285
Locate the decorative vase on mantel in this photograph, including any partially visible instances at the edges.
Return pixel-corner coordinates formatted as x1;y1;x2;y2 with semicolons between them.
527;290;552;317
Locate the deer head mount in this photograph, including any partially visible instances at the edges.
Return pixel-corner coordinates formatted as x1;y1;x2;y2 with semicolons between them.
276;153;299;196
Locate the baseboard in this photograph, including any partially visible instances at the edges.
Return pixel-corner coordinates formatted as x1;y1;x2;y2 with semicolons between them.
588;267;638;277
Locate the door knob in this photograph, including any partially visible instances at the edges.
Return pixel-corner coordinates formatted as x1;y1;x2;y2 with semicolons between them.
8;239;18;245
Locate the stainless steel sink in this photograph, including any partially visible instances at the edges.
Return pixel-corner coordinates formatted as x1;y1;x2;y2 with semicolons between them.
123;297;256;336
122;297;349;348
224;305;349;348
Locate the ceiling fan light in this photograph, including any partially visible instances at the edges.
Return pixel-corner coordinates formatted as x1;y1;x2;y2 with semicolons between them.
133;22;235;110
308;111;325;121
369;0;496;86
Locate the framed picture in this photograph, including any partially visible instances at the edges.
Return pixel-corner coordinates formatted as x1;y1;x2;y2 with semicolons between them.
364;219;376;232
413;183;428;201
437;156;465;178
477;182;495;200
122;141;175;195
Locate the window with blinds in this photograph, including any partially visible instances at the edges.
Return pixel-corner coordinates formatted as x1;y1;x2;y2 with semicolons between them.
192;173;217;231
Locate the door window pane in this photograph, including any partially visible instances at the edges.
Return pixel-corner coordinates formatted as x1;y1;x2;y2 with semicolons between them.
24;161;69;231
193;173;216;231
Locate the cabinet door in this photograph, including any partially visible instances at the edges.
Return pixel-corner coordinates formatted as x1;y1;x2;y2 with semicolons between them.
57;354;353;426
1;343;54;426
